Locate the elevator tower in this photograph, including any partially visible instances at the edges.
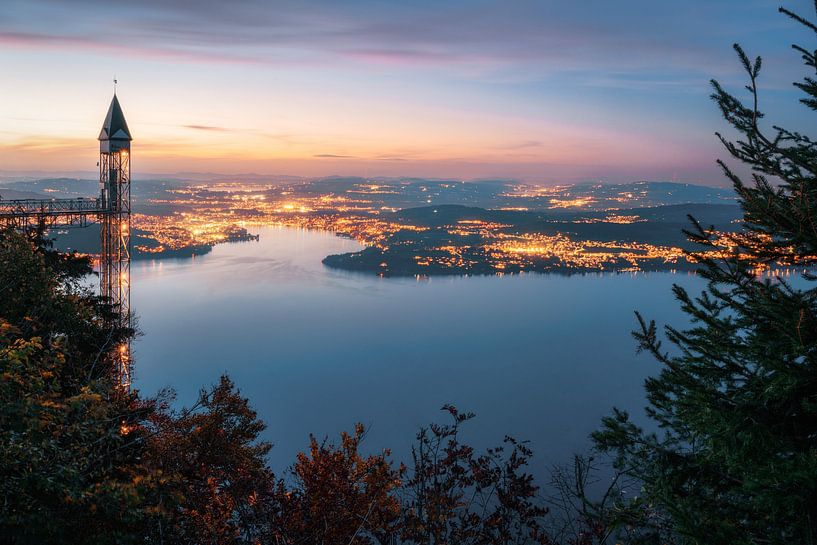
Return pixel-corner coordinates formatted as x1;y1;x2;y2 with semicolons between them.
0;93;135;388
98;94;133;388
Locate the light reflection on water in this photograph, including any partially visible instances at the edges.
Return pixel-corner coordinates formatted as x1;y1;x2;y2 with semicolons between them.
131;225;703;474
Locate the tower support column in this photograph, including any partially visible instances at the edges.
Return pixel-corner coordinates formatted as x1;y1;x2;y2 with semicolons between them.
98;94;133;388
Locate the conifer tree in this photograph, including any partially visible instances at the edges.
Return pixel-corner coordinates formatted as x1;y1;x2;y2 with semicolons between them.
593;4;817;544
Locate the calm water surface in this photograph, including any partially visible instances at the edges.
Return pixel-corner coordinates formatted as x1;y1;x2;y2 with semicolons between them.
132;225;703;473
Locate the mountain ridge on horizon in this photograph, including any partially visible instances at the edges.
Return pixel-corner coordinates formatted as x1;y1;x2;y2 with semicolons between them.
0;173;730;190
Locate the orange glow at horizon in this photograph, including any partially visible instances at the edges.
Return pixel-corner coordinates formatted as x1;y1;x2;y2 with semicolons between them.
1;0;799;185
0;78;713;183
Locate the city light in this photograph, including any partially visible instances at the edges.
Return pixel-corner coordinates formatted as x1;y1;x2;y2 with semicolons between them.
121;181;751;274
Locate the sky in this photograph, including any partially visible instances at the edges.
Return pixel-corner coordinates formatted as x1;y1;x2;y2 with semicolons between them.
0;0;814;184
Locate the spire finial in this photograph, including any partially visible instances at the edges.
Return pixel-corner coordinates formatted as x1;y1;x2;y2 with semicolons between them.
113;76;118;95
99;92;132;142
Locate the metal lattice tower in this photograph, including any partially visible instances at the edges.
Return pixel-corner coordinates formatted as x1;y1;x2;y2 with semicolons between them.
99;93;133;387
0;93;134;388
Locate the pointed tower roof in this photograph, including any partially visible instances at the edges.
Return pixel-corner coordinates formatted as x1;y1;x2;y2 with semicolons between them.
99;94;132;141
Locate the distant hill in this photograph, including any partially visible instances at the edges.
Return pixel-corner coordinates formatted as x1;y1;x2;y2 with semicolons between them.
0;178;98;198
566;181;736;207
290;178;735;211
0;187;49;200
392;203;741;230
324;202;744;276
3;176;736;210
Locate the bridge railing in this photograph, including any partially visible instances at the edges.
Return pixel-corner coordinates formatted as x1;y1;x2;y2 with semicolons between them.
0;197;105;218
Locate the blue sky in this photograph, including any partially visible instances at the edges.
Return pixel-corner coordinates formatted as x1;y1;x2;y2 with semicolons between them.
0;0;813;183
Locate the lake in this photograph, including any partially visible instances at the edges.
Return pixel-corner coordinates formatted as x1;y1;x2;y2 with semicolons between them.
131;225;702;474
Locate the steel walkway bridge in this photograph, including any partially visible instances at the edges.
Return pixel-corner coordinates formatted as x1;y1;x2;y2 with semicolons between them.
0;197;107;227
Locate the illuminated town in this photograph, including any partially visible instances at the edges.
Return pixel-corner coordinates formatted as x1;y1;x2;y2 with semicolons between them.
98;178;751;275
0;175;764;275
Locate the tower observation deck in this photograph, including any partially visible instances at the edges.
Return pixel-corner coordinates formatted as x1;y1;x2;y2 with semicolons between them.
0;94;134;388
